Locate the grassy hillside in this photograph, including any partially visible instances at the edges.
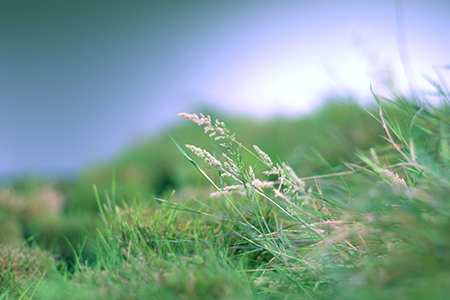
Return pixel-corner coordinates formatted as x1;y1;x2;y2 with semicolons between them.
1;89;449;299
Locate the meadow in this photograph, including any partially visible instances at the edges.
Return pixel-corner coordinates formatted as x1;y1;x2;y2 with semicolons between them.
1;83;450;299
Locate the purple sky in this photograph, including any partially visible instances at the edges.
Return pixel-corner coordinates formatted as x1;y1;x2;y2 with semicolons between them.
0;0;449;176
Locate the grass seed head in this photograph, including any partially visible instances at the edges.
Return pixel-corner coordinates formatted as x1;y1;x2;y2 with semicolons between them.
253;145;273;167
222;153;239;173
380;168;407;187
178;112;227;139
185;144;222;167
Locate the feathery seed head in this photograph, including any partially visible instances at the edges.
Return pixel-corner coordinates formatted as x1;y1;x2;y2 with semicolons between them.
179;112;228;139
250;179;275;190
380;168;407;187
220;170;242;183
222;153;238;172
263;163;284;179
185;144;222;167
253;145;273;167
210;185;246;198
248;165;255;181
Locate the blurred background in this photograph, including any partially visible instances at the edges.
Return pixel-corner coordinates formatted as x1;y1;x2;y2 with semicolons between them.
0;0;449;178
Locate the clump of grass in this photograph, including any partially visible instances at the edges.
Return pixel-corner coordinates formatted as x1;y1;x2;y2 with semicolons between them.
0;243;56;299
175;112;346;297
174;83;450;298
326;90;450;299
31;187;258;300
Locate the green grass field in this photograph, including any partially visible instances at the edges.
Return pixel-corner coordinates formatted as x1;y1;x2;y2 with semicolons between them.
1;84;450;299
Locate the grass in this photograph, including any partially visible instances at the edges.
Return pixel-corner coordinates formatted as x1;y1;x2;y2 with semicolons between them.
1;84;450;299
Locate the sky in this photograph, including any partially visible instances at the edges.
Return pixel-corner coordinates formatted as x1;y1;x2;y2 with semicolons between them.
0;0;449;176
